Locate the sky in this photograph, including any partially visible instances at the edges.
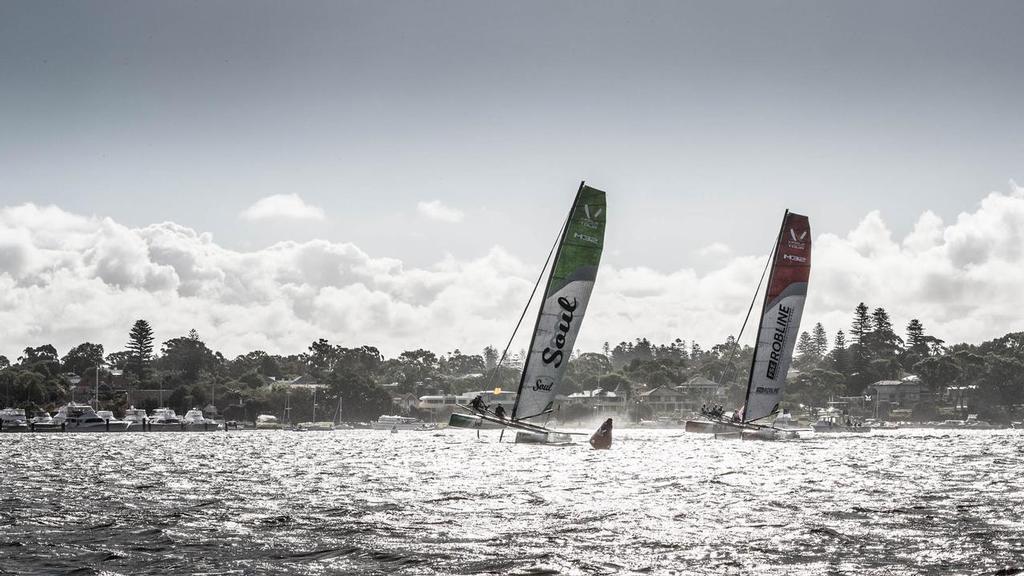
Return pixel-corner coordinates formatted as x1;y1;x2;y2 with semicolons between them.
0;1;1023;360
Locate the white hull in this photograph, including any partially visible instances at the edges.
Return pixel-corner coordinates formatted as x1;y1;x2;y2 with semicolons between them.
371;421;436;431
514;431;573;444
64;422;133;432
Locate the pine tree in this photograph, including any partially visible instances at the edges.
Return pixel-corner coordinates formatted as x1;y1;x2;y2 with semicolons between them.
812;323;828;357
126;319;155;385
850;303;872;345
794;331;818;369
906;319;927;355
831;330;848;377
848;303;874;394
868;307;903;360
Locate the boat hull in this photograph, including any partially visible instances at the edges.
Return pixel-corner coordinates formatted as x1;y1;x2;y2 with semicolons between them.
812;425;871;434
514;431;573;445
448;413;506;430
64;422;133;432
684;419;742;434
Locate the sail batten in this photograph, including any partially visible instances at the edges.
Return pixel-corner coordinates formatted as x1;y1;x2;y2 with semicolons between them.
511;183;606;421
741;211;811;423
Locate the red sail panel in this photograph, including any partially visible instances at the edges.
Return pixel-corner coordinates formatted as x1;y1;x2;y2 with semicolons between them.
742;211;811;423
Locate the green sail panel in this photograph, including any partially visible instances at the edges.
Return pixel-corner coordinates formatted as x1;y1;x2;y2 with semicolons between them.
512;184;606;421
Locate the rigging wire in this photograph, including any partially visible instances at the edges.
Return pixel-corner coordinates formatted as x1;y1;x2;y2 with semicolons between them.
717;246;774;386
484;211;571;390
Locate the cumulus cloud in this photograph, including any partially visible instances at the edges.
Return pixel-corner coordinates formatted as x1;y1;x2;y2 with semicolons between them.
240;193;325;221
416;199;464;223
1;184;1023;360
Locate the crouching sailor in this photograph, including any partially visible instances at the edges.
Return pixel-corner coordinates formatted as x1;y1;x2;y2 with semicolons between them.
589;418;613;450
469;394;488;414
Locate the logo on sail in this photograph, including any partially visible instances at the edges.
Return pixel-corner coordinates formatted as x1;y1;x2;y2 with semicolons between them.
579;203;604;235
765;304;793;380
541;296;578;368
786;228;808;251
532;376;555;392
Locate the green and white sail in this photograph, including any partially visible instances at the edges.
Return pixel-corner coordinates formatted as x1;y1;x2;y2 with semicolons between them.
511;184;606;421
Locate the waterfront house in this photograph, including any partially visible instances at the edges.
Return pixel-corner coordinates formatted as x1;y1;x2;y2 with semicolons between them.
639;385;687;415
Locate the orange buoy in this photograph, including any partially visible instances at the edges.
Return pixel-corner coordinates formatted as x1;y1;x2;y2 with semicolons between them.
589;418;613;449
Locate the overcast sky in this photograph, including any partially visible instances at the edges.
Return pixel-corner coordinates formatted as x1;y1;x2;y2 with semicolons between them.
1;1;1022;359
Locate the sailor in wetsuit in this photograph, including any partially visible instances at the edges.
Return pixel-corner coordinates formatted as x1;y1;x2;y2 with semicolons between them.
493;405;506;419
469;395;487;413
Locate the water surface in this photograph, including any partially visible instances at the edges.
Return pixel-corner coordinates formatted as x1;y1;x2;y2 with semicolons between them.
1;428;1022;575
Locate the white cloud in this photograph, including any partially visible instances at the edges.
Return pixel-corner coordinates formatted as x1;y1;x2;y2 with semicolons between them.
416;199;464;223
1;184;1023;360
240;193;325;221
697;242;732;257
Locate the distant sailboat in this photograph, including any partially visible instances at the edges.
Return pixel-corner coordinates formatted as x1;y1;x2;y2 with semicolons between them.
686;210;812;439
449;182;607;444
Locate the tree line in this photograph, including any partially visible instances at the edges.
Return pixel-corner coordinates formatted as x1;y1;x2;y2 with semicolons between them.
1;305;1022;422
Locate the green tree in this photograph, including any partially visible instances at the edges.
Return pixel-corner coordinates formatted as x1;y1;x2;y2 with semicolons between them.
126;319;155;385
794;331;818;369
812;323;828;357
161;329;218;382
847;303;874;393
61;342;105;378
829;330;848;376
483;346;499;370
913;355;960;399
325;367;393;421
866;307;903;361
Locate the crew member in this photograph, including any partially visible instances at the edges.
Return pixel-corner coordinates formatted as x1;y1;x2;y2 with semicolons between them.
469;395;487;413
493;405;506;419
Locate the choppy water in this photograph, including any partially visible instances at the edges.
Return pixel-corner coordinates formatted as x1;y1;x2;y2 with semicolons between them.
1;428;1023;575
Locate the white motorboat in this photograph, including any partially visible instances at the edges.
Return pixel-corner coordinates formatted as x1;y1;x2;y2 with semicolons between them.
294;421;335;431
53;404;132;432
29;411;61;431
371;415;437;431
123;406;148;425
148;408;185;431
183;408;221;431
255;414;282;430
0;408;29;432
812;411;870;434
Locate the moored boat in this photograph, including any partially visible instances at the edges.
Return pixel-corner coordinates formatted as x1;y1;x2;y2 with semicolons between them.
812;412;871;433
371;415;436;431
29;411;61;431
183;408;221;431
147;408;185;431
53;404;132;432
255;414;282;430
0;408;30;432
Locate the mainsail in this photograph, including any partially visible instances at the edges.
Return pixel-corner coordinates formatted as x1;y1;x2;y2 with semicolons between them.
511;183;606;421
741;211;811;423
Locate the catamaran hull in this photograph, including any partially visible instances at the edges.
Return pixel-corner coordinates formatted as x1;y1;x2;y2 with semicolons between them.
514;431;573;445
741;427;800;441
448;413;507;430
684;419;743;434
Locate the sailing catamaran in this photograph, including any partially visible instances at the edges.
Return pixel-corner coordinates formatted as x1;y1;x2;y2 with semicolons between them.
448;182;607;444
685;210;811;439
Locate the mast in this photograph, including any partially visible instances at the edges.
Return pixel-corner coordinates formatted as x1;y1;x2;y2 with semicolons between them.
740;210;811;423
